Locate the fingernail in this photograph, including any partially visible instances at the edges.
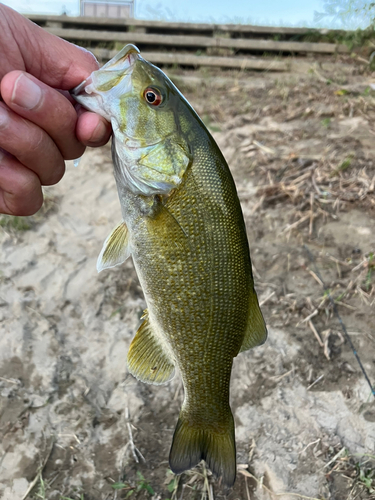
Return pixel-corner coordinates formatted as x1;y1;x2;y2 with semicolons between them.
89;119;107;143
11;74;42;110
0;106;9;130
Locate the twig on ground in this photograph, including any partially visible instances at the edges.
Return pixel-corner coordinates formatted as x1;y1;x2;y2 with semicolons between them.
308;269;324;287
298;438;321;455
307;374;324;390
298;309;318;325
270;368;295;382
282;214;311;233
22;438;54;500
245;477;251;500
322;329;331;360
250;194;265;214
125;407;145;464
308;320;324;347
260;291;275;306
309;192;314;236
321;447;347;471
253;140;276;156
238;468;325;500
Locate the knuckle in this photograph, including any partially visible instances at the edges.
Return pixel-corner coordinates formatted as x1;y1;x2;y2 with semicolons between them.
63;143;85;161
15;126;65;185
27;126;45;155
43;158;65;186
60;103;77;132
8;178;43;216
52;99;77;137
17;197;43;216
11;122;45;165
51;103;83;160
16;174;39;199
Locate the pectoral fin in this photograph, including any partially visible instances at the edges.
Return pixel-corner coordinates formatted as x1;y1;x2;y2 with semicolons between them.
239;288;267;353
97;221;131;273
127;311;175;385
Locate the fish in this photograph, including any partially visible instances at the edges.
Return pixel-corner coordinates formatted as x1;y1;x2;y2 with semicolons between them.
71;44;267;487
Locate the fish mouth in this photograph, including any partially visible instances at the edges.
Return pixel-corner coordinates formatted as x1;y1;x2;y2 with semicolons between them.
70;44;140;119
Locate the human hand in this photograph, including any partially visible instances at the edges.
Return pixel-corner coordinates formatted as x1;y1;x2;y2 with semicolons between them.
0;4;112;216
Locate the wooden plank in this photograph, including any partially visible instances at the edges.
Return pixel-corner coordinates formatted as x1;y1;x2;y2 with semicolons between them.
28;14;220;31
216;37;348;53
28;14;346;37
89;47;289;71
44;28;219;46
45;28;348;54
215;24;344;36
143;52;288;70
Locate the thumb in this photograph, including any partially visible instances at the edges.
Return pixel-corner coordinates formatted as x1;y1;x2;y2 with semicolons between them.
1;4;99;89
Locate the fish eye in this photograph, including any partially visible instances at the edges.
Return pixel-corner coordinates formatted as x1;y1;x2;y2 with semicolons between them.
144;87;163;106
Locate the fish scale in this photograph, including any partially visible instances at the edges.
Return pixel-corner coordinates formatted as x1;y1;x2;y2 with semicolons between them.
71;43;267;486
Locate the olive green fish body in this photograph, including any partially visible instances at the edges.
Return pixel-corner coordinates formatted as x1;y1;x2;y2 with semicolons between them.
119;135;257;484
72;45;267;486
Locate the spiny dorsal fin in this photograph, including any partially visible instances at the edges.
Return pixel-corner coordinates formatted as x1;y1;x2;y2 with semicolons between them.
239;288;267;353
127;311;175;385
97;221;131;273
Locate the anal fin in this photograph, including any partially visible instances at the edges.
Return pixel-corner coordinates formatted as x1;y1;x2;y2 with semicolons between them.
127;311;175;385
239;288;267;353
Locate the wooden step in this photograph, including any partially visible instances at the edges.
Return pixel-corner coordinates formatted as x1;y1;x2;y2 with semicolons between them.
46;27;348;54
28;14;346;38
90;48;289;71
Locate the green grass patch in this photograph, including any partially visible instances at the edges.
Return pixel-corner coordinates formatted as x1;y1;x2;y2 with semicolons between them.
0;215;31;232
321;117;332;129
111;471;155;497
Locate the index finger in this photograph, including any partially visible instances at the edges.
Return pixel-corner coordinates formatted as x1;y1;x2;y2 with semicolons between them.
1;71;85;160
0;4;99;88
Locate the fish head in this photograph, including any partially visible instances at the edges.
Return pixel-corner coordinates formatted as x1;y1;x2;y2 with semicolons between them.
71;44;192;196
71;44;140;122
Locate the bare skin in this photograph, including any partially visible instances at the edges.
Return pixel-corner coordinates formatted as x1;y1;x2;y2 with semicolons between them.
0;4;112;216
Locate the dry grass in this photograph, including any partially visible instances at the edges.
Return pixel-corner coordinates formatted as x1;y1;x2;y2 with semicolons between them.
324;449;375;500
255;150;375;238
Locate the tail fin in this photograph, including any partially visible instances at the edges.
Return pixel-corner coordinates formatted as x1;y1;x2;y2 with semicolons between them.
169;413;236;487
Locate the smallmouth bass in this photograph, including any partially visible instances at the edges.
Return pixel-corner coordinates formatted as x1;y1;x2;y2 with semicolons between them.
72;45;267;486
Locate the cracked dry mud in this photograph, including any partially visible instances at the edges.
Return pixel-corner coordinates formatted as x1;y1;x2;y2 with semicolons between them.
1;60;375;500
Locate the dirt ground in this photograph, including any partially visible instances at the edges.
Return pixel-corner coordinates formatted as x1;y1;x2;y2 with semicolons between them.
1;55;375;500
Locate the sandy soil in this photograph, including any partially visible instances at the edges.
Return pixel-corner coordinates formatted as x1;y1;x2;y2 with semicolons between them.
1;58;375;500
